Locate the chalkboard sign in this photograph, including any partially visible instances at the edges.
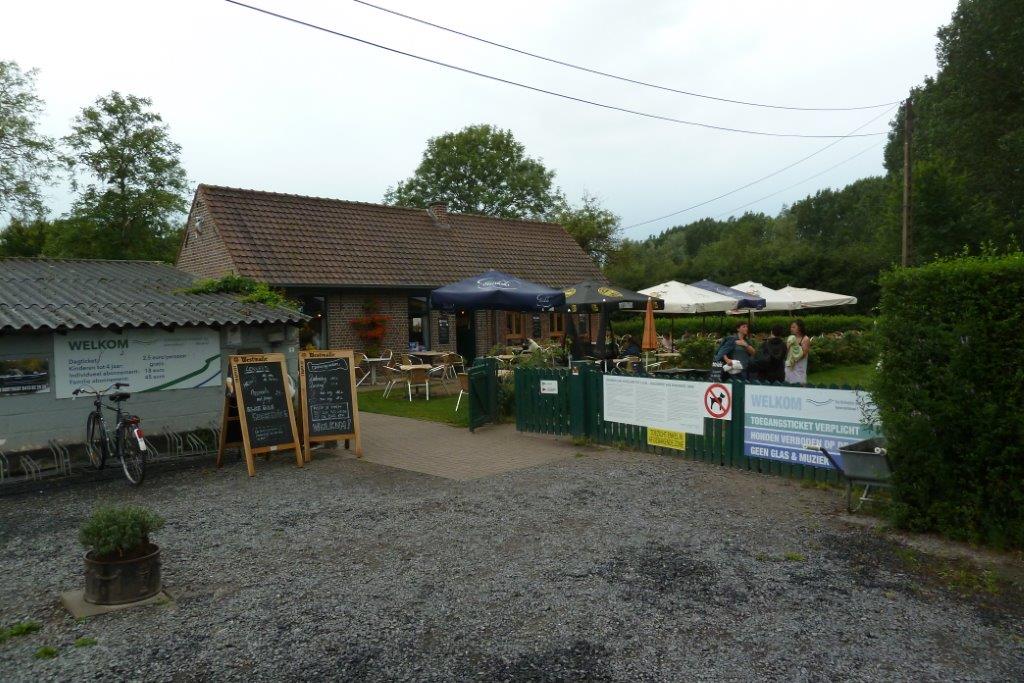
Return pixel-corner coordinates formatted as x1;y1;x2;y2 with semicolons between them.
531;314;541;338
437;318;450;345
298;349;362;460
226;353;302;476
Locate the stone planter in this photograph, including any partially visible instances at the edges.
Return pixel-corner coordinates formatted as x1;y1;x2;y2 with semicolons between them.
84;544;161;605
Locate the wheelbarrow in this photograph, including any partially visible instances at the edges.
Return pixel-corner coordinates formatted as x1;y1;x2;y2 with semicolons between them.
816;437;892;512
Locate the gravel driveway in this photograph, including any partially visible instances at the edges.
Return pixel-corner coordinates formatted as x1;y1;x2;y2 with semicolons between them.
1;425;1022;681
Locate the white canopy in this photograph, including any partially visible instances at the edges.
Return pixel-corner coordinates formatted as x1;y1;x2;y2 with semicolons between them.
778;285;857;309
639;280;738;314
730;281;801;312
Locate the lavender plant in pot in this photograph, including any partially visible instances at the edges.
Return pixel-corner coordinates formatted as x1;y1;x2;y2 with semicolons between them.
79;506;164;605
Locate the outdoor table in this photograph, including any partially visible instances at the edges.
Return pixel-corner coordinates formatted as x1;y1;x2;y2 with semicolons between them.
398;364;432;371
361;355;390;386
655;353;681;359
409;350;447;363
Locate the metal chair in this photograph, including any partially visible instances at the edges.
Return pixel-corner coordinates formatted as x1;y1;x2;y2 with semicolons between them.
428;362;454;395
355;352;372;387
382;365;402;398
455;373;469;411
405;366;430;401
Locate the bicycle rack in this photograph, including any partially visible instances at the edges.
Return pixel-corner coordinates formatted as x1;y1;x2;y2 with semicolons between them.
184;431;208;457
0;450;7;482
143;435;161;460
162;426;184;459
48;440;72;476
20;453;41;480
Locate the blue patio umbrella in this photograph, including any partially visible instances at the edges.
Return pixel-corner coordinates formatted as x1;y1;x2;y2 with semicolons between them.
690;279;766;310
430;270;566;312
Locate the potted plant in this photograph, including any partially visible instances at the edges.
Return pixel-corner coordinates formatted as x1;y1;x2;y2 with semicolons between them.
79;506;164;605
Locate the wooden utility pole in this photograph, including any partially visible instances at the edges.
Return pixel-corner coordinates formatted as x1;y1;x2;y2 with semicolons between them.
901;98;913;267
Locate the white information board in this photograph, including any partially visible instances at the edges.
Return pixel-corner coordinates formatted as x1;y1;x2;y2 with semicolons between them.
603;375;719;435
54;328;222;398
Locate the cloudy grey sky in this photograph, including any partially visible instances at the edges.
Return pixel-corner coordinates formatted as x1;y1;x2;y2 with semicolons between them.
5;0;957;238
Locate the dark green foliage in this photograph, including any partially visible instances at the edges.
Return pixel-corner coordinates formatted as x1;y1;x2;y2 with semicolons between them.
73;637;97;648
79;506;165;558
553;192;622;264
609;314;875;339
183;274;298;310
874;252;1024;547
33;646;57;659
0;217;48;256
384;124;561;219
0;61;55;216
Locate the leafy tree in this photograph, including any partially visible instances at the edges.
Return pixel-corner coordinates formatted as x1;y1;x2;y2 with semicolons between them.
0;61;55;217
384;124;560;219
60;92;189;261
553;192;621;264
0;217;49;257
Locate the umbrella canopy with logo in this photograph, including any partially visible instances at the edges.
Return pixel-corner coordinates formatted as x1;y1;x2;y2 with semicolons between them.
430;270;566;312
690;279;766;310
562;279;664;313
639;280;738;314
728;281;801;313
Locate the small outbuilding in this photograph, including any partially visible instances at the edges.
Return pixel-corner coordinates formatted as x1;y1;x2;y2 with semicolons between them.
0;258;306;453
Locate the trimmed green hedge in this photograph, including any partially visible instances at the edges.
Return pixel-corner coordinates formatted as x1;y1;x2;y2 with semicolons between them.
609;313;874;340
874;253;1024;548
657;332;876;372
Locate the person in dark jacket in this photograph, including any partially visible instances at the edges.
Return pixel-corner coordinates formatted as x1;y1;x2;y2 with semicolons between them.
751;324;788;382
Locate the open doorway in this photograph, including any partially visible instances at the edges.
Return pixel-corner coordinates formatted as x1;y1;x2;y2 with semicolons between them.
456;310;476;363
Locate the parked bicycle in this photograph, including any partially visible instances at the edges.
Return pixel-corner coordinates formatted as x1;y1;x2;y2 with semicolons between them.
72;383;147;485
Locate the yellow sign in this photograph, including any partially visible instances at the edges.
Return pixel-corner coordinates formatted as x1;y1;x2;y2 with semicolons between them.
647;428;686;451
597;286;622;298
563;288;576;298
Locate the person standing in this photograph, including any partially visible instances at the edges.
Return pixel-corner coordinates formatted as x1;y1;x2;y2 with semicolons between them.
715;321;755;380
752;324;787;382
785;319;811;384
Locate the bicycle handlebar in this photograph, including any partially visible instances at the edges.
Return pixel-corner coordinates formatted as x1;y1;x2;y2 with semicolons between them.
72;382;130;397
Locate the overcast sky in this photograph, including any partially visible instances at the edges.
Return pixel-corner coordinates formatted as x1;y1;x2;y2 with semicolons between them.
5;0;957;238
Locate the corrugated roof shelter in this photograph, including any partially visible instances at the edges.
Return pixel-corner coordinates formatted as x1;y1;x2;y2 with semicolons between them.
0;258;305;332
0;258;306;454
176;185;605;360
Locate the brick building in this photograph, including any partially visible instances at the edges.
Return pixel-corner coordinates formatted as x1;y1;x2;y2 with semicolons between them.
176;185;604;361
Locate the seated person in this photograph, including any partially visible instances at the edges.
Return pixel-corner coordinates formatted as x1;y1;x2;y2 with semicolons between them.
659;333;676;352
620;334;642;357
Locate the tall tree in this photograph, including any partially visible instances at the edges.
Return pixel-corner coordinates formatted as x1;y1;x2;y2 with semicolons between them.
384;124;561;219
554;192;621;265
59;92;189;261
0;217;49;257
0;61;55;217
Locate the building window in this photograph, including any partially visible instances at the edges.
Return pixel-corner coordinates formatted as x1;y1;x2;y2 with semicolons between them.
548;313;565;336
297;295;326;349
506;312;523;340
408;296;428;350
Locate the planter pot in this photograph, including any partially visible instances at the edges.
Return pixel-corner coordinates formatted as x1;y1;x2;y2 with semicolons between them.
84;544;161;605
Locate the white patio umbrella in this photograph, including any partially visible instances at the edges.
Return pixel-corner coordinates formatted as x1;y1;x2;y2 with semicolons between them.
729;281;801;313
639;280;738;314
778;285;857;309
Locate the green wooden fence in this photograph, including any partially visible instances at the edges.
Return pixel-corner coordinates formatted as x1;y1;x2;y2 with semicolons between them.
515;363;845;484
468;357;499;432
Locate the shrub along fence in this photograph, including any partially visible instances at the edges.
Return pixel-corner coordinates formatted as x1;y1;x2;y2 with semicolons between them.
609;313;875;340
516;364;855;485
874;252;1024;548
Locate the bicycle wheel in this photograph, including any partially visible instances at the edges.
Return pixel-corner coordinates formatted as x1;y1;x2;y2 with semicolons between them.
85;412;107;469
117;424;146;486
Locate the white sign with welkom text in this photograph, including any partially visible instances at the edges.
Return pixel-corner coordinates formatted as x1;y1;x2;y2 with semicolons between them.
540;380;559;395
54;328;222;399
603;375;727;436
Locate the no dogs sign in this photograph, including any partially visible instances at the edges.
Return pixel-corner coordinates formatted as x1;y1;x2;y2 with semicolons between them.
703;383;732;420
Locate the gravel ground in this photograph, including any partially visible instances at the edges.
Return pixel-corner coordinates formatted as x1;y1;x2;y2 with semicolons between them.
1;433;1022;682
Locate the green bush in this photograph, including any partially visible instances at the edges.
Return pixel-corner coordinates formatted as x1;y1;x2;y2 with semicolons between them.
647;331;877;372
609;313;874;340
874;252;1024;548
79;506;165;559
182;274;298;310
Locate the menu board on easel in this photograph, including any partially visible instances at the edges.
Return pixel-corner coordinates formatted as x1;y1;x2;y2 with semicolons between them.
298;349;362;461
226;353;302;476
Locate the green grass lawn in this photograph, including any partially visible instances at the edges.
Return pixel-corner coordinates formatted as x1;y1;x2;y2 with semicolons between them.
808;363;876;388
357;387;468;427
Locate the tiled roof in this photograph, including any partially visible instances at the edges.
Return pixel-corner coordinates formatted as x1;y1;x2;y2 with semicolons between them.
195;185;605;288
0;258;307;332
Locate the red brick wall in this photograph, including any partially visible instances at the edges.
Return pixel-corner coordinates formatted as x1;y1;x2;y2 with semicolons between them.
326;291;408;354
175;194;237;279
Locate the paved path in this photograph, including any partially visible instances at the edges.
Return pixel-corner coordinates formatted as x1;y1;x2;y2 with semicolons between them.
346;412;575;480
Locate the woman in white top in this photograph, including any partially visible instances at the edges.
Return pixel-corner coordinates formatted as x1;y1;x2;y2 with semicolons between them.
785;319;810;384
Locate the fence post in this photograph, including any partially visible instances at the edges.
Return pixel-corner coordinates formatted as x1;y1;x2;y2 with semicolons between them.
569;361;589;439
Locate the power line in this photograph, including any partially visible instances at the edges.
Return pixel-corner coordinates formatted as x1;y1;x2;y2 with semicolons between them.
622;104;897;231
713;142;884;219
223;0;890;139
353;0;900;113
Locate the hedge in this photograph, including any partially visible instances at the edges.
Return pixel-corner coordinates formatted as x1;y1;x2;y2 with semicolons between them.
608;313;874;340
874;252;1024;548
650;331;876;372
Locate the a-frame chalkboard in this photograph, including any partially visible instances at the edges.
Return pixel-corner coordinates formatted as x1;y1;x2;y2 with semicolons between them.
223;353;302;476
298;349;363;461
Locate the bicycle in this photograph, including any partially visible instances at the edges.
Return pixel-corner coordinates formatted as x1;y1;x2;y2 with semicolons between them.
73;383;147;485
